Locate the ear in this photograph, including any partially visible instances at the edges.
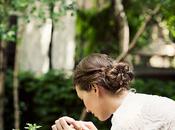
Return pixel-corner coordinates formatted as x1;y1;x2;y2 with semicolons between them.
91;84;101;96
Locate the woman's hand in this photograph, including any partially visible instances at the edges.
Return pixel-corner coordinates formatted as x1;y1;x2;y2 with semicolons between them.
76;121;97;130
51;116;97;130
52;116;76;130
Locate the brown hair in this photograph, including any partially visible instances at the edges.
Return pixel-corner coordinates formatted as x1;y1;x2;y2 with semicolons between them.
73;53;134;93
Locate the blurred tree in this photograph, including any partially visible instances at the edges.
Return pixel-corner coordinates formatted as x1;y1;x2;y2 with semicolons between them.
75;0;175;61
0;1;16;129
114;0;129;53
0;0;76;129
124;0;175;50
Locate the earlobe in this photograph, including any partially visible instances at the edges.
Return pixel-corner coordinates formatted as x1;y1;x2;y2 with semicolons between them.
91;84;101;97
92;85;100;97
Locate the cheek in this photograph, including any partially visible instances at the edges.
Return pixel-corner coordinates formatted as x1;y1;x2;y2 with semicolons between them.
83;95;97;111
83;97;93;109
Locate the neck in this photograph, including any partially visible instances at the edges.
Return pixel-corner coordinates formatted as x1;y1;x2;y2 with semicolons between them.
106;90;129;114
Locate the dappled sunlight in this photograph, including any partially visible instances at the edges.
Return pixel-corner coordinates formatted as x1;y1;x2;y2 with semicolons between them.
149;43;175;68
26;21;34;34
42;57;50;73
149;55;170;68
161;44;175;56
66;40;75;69
40;19;52;55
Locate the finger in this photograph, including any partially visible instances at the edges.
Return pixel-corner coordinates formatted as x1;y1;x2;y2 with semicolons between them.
60;118;70;130
55;120;63;130
70;124;74;128
69;124;80;130
55;116;77;130
72;121;83;130
52;125;57;130
61;116;76;125
78;121;90;130
77;121;91;130
82;121;97;130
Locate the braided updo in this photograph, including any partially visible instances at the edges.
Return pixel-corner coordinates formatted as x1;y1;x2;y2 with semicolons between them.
73;53;134;93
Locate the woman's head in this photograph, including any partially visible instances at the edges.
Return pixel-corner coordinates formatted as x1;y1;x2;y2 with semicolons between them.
73;53;134;121
73;53;134;93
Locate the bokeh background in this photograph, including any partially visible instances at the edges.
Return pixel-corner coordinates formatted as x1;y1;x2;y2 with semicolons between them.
0;0;175;130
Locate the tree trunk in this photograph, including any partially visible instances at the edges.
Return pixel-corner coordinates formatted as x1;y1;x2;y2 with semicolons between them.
49;20;54;69
116;4;161;62
48;3;55;70
0;40;7;130
114;0;129;53
13;44;20;129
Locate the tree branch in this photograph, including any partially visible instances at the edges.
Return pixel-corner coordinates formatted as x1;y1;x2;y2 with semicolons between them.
116;4;161;62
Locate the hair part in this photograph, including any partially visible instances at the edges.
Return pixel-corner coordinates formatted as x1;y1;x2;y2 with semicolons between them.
73;53;134;93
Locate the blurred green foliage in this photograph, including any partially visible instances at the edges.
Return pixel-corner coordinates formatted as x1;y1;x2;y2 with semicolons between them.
125;0;175;47
132;78;175;100
0;0;76;43
75;5;120;61
4;70;175;130
0;24;16;42
75;0;175;61
5;70;83;130
2;1;175;129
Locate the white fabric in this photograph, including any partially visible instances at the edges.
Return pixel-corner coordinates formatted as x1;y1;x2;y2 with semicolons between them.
111;92;175;130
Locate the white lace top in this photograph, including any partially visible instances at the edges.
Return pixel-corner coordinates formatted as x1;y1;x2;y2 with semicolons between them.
111;92;175;130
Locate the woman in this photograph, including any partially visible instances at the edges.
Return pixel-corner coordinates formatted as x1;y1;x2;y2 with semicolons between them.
52;53;175;130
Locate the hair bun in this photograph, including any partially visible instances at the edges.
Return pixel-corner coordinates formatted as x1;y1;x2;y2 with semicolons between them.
104;62;134;92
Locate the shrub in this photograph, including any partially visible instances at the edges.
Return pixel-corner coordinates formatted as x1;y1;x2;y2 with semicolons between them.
4;70;175;130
